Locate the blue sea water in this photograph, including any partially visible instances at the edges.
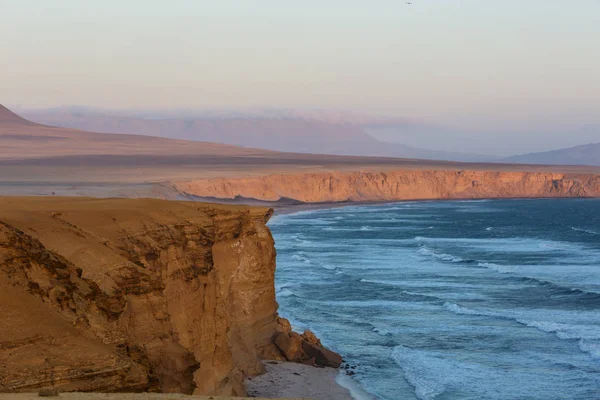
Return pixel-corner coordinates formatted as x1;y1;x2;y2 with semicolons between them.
268;199;600;400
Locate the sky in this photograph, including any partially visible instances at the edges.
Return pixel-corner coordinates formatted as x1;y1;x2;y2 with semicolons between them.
2;0;600;153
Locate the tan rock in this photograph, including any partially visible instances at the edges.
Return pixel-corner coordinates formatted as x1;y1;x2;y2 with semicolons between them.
276;317;293;334
0;197;282;396
301;342;343;369
273;332;306;362
273;330;342;369
301;330;322;347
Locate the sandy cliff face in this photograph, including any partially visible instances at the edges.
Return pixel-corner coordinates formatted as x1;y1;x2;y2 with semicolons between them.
175;170;600;203
0;198;285;396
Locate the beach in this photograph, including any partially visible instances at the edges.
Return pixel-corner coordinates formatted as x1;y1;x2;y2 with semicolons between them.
246;361;355;400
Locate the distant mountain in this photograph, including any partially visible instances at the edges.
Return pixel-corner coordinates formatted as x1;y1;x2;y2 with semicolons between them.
501;143;600;166
0;104;281;163
0;104;40;126
21;108;488;162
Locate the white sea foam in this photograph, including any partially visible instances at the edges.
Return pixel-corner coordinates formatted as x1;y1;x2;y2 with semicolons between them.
391;343;574;400
391;346;450;400
336;372;376;400
287;217;335;226
290;253;311;263
443;302;491;316
414;236;588;254
578;339;600;360
266;215;283;226
571;227;599;235
401;290;426;296
317;299;425;308
538;241;574;250
275;282;294;292
324;225;422;232
417;246;464;263
372;327;392;336
361;279;486;290
289;252;341;272
289;234;312;245
476;262;600;292
278;288;296;298
442;302;600;351
516;320;600;341
410;290;485;301
477;261;519;274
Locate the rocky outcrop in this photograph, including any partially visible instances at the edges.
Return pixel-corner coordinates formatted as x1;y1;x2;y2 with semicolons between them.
175;170;600;203
273;331;342;368
0;197;299;396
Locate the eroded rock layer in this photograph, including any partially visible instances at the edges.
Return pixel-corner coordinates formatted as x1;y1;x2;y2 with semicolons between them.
0;197;288;396
175;170;600;203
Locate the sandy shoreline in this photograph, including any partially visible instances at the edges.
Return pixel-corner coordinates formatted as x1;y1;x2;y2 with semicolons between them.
246;361;356;400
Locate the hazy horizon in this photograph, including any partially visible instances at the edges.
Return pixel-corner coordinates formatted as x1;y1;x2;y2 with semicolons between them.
3;0;600;155
10;103;599;157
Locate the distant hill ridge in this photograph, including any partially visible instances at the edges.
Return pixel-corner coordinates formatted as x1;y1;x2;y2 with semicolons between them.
501;142;600;166
6;104;600;167
0;104;282;161
0;104;39;126
21;108;489;162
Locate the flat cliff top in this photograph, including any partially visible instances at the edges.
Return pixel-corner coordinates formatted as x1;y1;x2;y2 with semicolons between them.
0;196;270;220
0;196;273;245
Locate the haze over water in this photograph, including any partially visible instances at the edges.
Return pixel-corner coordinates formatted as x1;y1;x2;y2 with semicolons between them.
270;199;600;399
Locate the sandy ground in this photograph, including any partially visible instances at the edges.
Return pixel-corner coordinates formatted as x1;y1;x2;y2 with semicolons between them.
0;182;181;198
246;362;354;400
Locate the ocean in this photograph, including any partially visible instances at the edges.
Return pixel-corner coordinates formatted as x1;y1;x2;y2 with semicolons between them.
268;199;600;400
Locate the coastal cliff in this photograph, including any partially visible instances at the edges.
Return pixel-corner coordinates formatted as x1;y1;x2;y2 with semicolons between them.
175;170;600;203
0;197;292;396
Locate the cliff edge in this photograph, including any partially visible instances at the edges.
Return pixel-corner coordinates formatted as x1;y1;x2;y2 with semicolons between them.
0;197;295;396
175;169;600;203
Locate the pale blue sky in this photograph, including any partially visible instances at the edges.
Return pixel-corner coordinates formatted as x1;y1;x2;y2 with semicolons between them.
2;0;599;134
